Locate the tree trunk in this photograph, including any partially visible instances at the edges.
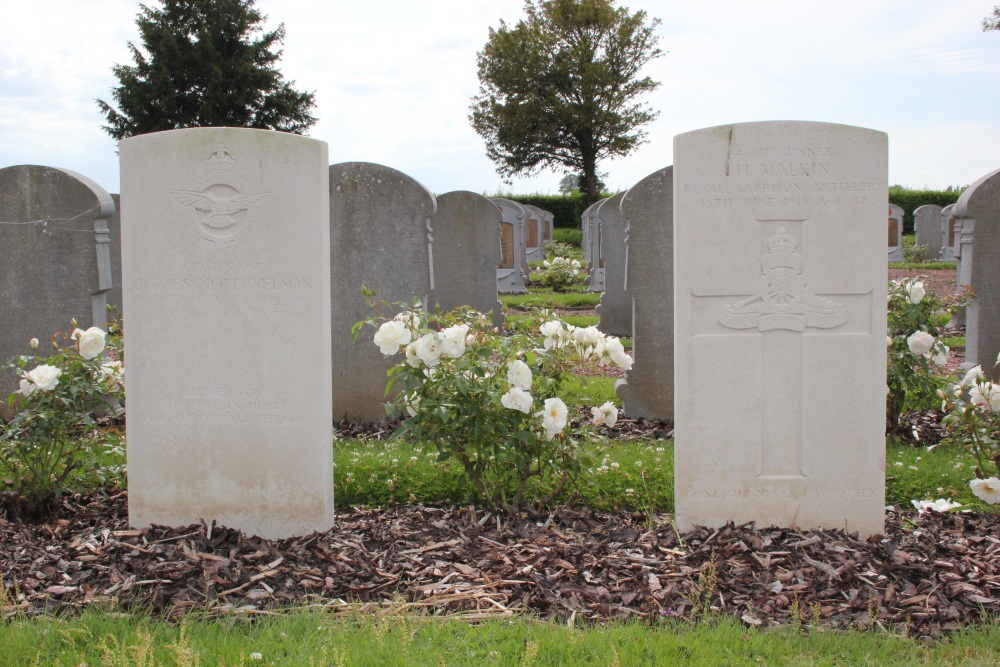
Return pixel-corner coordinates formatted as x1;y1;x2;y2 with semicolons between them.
582;149;600;206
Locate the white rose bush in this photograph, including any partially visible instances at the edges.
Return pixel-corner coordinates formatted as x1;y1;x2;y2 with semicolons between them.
536;256;586;292
940;359;1000;505
356;302;632;515
886;277;962;432
2;320;125;518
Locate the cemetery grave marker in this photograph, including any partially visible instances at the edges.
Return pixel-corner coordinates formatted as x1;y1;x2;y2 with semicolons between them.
674;121;887;537
941;204;959;261
595;192;631;336
121;128;334;539
887;203;904;262
493;198;529;293
913;204;943;259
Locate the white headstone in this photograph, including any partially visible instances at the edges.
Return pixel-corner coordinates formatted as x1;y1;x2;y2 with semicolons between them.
493;198;529;293
674;121;887;537
914;204;943;259
887;203;904;262
121;128;334;539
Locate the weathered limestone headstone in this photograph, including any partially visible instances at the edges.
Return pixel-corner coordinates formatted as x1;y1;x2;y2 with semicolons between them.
615;167;673;419
887;204;904;262
427;191;503;329
956;168;1000;374
0;165;115;400
523;204;544;262
330;162;434;421
121;128;333;539
914;204;943;258
584;198;607;292
493;198;528;293
952;194;978;328
581;200;598;265
941;204;959;261
595;192;631;336
674;121;887;537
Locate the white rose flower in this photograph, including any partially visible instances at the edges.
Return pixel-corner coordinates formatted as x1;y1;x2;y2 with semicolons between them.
26;364;61;391
571;259;581;269
886;336;893;347
906;330;935;355
373;320;412;356
910;498;961;513
969;477;1000;504
537;397;568;440
905;281;926;304
507;359;533;390
19;378;36;397
500;386;533;413
76;327;106;360
29;337;39;350
931;345;949;366
540;320;562;339
413;333;443;367
960;365;985;388
970;382;1000;411
591;401;619;428
404;342;421;368
70;327;85;340
440;324;469;358
603;336;633;370
404;393;421;417
394;311;421;332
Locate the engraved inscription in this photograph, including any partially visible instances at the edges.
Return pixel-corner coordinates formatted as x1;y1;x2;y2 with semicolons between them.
141;385;306;426
498;222;514;269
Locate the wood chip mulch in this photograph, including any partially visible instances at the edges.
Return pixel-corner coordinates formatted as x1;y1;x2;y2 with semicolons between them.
2;493;997;638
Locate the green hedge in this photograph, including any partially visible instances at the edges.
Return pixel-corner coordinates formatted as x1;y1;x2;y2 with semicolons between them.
889;188;963;234
502;193;589;228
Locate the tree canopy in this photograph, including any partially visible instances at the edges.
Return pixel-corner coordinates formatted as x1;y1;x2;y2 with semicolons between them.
470;0;662;204
984;5;1000;31
97;0;316;141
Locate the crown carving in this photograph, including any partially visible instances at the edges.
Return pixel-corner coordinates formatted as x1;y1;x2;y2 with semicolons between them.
206;143;236;171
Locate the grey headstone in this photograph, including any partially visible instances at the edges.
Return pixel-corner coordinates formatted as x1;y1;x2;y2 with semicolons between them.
956;169;1000;373
614;167;673;420
0;165;114;399
595;192;631;336
541;210;554;243
523;204;544;262
914;204;943;258
941;204;959;261
584;198;607;292
955;183;988;335
106;194;124;317
330;162;435;422
493;198;528;293
427;191;503;329
887;203;904;262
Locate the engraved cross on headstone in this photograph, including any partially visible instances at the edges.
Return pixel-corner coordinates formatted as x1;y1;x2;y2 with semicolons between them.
690;219;872;479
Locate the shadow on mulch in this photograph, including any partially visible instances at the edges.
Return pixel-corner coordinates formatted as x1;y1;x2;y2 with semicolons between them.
1;491;997;639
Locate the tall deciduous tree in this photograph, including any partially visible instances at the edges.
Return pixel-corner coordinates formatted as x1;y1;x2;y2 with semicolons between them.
470;0;662;205
984;5;1000;31
97;0;316;141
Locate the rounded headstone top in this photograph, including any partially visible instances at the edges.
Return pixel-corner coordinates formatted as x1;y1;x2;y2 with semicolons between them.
955;168;1000;218
0;165;115;220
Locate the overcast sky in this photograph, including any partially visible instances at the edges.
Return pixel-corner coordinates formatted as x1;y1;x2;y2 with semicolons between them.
3;0;1000;196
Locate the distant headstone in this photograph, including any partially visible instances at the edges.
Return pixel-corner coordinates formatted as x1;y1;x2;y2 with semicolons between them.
581;200;599;265
952;197;977;328
427;191;503;329
493;198;529;293
523;204;544;262
0;165;115;400
595;192;631;336
584;198;607;292
673;121;887;537
106;194;124;317
887;204;904;262
541;210;554;244
941;204;959;261
913;204;943;258
330;162;434;421
956;168;1000;374
615;168;673;419
121;128;334;539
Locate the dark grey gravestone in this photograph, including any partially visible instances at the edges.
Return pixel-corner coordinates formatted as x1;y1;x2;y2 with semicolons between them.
887;204;904;262
106;194;124;317
956;169;1000;374
427;191;503;329
615;166;673;420
329;162;434;421
595;192;631;336
914;204;943;258
941;204;959;261
493;198;528;293
0;165;114;398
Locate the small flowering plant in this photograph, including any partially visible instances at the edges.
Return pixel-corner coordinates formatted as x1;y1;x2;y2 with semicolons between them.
1;321;125;518
886;277;961;431
940;359;1000;506
357;303;632;515
536;256;586;292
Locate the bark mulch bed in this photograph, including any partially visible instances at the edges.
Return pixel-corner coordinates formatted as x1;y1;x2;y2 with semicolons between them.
2;493;997;639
